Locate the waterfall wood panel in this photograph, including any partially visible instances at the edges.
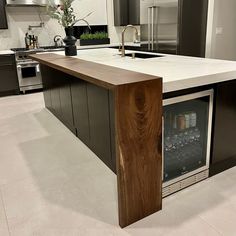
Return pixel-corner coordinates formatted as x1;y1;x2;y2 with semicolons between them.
31;53;163;228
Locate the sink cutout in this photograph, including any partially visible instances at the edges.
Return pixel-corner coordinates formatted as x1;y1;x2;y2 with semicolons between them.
125;53;164;59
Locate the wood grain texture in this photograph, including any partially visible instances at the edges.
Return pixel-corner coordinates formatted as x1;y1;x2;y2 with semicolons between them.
30;53;159;89
115;79;163;227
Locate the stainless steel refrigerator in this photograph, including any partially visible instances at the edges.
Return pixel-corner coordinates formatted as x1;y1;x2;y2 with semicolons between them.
140;0;208;57
140;0;178;54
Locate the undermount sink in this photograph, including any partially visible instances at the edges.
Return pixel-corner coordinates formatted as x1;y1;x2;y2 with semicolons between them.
124;52;164;59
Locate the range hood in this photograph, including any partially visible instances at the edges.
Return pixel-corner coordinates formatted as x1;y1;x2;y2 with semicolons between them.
6;0;49;6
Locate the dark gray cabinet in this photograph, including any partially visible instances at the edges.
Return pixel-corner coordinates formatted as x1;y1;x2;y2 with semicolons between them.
210;80;236;175
40;65;52;110
59;76;74;132
128;0;140;25
71;78;90;146
178;0;208;57
113;0;140;26
87;83;114;171
50;75;61;117
40;65;116;172
0;54;19;95
40;65;75;133
0;0;8;29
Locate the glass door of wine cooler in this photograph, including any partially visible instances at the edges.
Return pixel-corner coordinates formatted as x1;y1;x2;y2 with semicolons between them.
163;90;213;187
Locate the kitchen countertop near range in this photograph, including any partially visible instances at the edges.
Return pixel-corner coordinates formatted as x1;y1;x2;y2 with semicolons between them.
0;50;15;55
52;48;236;93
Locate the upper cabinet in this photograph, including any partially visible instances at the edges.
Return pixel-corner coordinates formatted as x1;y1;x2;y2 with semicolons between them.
113;0;140;26
178;0;208;57
0;0;8;29
74;0;108;26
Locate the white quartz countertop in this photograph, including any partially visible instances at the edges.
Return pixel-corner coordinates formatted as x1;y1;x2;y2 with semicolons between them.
52;48;236;93
0;50;15;55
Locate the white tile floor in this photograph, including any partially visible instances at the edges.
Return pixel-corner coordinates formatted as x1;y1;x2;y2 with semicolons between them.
0;92;236;236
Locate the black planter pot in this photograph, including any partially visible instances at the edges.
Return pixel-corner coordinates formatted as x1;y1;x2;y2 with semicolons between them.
64;27;77;56
80;38;110;46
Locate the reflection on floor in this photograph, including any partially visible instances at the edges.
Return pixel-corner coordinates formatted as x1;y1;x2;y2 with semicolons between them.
0;92;236;236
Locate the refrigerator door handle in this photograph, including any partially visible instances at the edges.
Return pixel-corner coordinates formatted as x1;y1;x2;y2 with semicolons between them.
148;7;151;51
151;7;154;51
154;6;160;52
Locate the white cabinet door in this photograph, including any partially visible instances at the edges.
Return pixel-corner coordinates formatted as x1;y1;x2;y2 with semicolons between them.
73;0;108;26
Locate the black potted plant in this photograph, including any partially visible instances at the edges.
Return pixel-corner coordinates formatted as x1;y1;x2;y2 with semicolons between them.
47;0;92;56
80;31;110;46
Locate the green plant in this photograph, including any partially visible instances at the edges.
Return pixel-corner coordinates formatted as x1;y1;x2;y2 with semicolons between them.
80;32;109;40
47;0;92;28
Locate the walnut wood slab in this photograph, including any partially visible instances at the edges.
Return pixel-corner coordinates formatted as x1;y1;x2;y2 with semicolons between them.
115;80;163;227
31;52;163;228
30;53;159;89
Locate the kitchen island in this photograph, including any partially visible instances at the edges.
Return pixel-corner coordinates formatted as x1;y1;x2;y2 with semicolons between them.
31;48;236;227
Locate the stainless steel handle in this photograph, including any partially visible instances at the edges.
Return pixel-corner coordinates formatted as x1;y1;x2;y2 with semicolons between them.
148;7;151;51
155;7;160;51
151;7;154;51
17;63;38;67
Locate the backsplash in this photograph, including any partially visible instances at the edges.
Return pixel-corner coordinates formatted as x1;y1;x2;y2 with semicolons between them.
0;1;136;50
0;7;65;50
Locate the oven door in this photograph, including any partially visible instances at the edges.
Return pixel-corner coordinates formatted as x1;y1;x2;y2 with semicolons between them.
17;61;42;89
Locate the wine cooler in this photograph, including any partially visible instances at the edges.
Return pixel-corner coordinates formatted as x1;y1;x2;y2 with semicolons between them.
163;90;214;197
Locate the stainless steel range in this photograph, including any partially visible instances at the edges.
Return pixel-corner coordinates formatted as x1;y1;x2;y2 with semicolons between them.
11;46;64;93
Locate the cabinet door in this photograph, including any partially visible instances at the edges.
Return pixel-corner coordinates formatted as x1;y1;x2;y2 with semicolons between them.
113;0;140;26
87;83;113;169
0;65;19;92
211;80;236;174
59;76;74;130
50;72;62;117
0;0;7;29
71;78;90;146
113;0;128;26
40;65;52;110
41;66;74;132
178;0;208;57
128;0;140;25
0;54;19;93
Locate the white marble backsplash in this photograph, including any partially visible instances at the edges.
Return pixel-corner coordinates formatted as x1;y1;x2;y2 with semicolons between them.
0;7;65;50
0;1;136;50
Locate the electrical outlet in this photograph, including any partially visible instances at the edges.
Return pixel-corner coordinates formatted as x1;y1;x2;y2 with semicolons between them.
216;27;223;35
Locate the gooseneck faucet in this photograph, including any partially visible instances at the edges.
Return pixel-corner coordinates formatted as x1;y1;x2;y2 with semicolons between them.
121;25;138;57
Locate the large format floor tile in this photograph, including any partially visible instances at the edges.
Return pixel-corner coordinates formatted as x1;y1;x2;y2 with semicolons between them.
0;92;236;235
0;190;9;236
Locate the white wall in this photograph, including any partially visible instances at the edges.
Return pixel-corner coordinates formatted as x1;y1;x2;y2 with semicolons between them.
73;0;107;26
0;0;135;50
206;0;236;60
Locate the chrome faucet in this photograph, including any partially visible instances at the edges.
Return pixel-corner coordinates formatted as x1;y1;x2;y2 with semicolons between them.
121;25;138;57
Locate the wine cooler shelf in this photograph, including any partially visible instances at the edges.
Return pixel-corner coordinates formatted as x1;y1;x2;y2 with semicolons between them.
165;111;198;132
